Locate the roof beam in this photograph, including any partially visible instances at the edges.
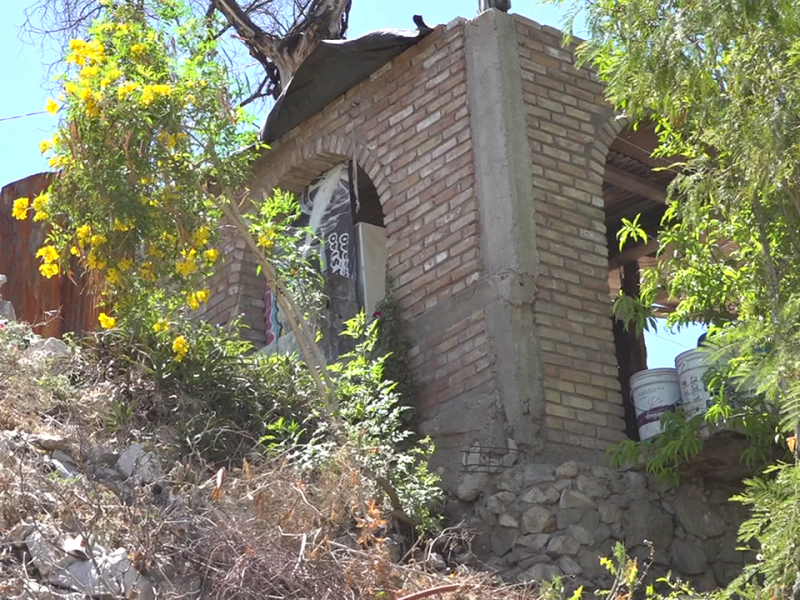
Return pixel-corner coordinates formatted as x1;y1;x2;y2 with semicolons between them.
608;239;659;270
604;164;668;204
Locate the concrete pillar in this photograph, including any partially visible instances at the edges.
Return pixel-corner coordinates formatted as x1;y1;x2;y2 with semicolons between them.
465;10;544;457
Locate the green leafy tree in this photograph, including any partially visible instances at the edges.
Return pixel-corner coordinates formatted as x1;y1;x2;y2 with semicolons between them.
555;0;800;453
554;0;800;593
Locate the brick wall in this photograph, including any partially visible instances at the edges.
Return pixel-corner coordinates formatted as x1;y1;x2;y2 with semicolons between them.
205;20;499;468
205;11;631;484
515;17;626;453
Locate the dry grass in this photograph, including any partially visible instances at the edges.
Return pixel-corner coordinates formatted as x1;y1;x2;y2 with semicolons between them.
0;322;551;599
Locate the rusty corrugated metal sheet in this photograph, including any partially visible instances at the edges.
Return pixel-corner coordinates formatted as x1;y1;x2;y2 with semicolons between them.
0;172;99;338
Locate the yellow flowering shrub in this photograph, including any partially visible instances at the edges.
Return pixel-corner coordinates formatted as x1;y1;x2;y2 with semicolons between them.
22;0;321;361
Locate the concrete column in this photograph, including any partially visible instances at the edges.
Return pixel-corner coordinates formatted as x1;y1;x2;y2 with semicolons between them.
465;10;544;456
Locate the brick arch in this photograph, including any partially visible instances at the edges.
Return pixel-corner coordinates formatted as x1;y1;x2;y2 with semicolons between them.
254;135;390;205
588;114;629;189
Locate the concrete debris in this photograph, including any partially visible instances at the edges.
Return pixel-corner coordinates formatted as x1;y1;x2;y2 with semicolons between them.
117;443;161;486
0;300;15;321
0;429;161;599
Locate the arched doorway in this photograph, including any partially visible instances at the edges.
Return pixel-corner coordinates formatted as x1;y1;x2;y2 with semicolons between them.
262;159;388;361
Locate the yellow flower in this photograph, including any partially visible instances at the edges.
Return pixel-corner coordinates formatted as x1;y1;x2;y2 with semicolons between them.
98;312;116;329
39;139;53;155
45;98;59;115
66;52;86;67
152;319;168;333
79;65;99;80
70;246;81;257
12;197;29;220
100;68;122;88
85;97;101;117
39;263;60;279
186;289;210;310
192;226;211;247
131;43;146;55
87;251;106;271
146;245;165;259
90;234;107;246
118;81;140;99
175;249;198;277
32;192;49;212
106;268;121;285
203;248;219;263
36;245;59;263
257;232;274;249
113;217;135;231
69;38;104;63
33;210;49;222
140;84;173;106
140;261;155;281
172;335;189;362
64;82;80;95
49;155;67;169
175;259;197;278
118;257;134;271
76;223;92;243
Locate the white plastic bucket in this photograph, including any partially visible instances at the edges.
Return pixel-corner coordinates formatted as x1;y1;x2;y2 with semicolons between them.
675;348;712;420
630;368;681;440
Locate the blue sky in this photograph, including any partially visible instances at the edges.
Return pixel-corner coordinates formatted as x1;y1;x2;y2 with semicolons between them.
0;0;702;368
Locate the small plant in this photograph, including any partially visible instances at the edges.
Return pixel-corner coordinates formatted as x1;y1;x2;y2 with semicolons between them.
607;409;705;487
727;462;800;598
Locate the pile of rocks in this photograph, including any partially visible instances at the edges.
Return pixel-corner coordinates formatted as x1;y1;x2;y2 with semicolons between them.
462;461;749;591
0;431;172;599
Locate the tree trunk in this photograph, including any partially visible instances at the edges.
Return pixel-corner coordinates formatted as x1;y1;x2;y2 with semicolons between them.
212;0;351;89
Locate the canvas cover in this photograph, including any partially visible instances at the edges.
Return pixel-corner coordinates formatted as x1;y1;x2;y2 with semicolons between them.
260;27;431;143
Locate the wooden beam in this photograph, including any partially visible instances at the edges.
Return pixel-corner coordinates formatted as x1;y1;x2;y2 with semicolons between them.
608;239;659;270
604;164;668;204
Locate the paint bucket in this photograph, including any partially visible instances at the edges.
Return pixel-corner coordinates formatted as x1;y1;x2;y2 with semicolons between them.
630;368;682;440
675;348;713;420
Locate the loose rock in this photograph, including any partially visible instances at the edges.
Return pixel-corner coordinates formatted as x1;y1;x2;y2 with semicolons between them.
522;506;556;534
547;535;581;557
559;489;597;510
555;461;579;479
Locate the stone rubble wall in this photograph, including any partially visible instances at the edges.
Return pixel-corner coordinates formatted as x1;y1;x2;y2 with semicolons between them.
465;461;749;591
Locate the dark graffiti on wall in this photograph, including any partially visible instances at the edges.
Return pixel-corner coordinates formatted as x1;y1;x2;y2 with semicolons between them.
299;162;356;280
